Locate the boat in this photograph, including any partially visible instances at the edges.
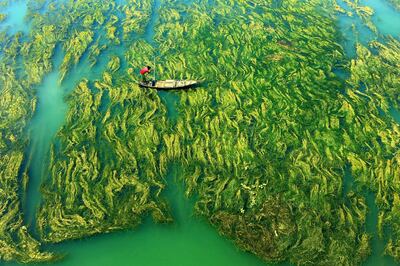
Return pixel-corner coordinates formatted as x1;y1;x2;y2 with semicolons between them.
138;80;201;90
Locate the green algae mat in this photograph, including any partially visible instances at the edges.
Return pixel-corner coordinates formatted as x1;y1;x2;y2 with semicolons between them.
1;0;400;265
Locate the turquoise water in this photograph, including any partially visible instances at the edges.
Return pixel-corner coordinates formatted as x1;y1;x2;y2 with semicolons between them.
0;0;28;35
24;47;67;229
390;107;400;124
336;0;376;58
336;0;400;58
365;0;400;37
23;39;116;226
2;0;400;265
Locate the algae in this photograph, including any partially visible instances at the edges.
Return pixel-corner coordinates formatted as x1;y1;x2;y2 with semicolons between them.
344;39;400;261
341;0;378;33
388;0;400;9
37;75;173;242
147;0;399;264
0;34;56;262
1;0;400;264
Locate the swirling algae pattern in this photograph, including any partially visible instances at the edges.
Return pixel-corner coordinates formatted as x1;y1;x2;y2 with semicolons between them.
0;0;399;264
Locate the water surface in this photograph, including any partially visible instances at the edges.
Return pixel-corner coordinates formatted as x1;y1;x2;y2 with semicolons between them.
0;0;29;35
2;0;400;265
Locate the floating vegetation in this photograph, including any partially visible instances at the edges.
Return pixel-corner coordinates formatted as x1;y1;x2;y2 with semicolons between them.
59;30;94;82
37;75;172;242
0;0;154;261
348;39;400;111
107;55;120;72
151;0;372;264
122;0;154;39
0;34;55;262
344;38;400;261
340;0;378;33
0;13;6;22
23;24;60;84
389;0;400;9
105;15;120;45
151;0;399;264
88;40;107;67
1;0;400;264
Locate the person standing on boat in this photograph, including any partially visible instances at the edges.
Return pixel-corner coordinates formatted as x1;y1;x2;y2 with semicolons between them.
140;66;152;82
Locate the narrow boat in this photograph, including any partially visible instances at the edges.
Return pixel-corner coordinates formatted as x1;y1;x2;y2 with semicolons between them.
138;80;201;90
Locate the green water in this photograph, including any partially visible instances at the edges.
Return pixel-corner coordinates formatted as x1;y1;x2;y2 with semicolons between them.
23;166;268;266
1;0;400;265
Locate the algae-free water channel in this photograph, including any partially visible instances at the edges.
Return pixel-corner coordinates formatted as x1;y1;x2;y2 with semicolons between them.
1;0;400;265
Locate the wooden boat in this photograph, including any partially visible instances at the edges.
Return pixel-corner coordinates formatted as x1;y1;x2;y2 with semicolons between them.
139;80;201;90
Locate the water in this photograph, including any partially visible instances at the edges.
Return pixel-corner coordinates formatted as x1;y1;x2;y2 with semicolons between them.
389;107;400;123
3;0;400;265
15;50;271;266
19;166;267;266
143;0;161;45
365;0;400;38
335;0;400;58
336;0;377;57
24;47;67;229
0;0;29;35
5;1;282;265
363;191;397;266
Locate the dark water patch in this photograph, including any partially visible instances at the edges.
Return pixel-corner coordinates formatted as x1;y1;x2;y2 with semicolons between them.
342;164;354;197
376;105;398;125
363;190;397;266
359;82;367;93
157;90;180;123
389;107;400;124
99;90;111;114
333;67;350;81
143;0;161;45
15;48;25;79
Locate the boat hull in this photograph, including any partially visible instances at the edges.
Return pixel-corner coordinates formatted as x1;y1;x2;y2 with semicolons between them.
139;80;200;90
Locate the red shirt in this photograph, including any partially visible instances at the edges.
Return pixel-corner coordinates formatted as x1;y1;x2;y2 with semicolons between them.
140;67;150;75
